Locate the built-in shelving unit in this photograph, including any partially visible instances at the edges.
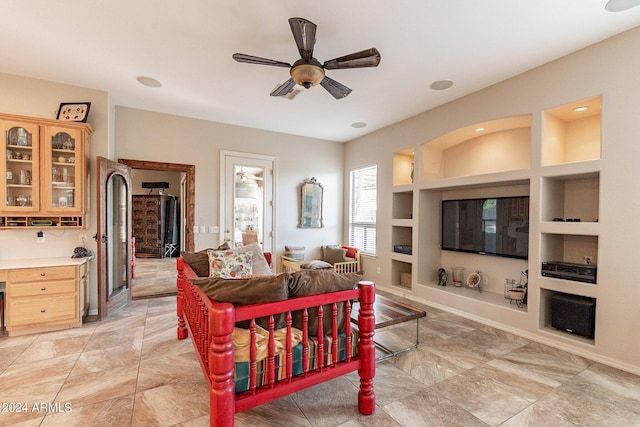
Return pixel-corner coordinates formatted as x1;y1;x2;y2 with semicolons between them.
391;151;415;289
537;97;601;344
541;96;600;166
390;96;602;342
540;233;598;271
418;115;532;182
392;149;414;186
392;191;413;220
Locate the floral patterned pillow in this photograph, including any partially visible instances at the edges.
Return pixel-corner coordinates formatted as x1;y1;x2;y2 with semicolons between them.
207;250;253;278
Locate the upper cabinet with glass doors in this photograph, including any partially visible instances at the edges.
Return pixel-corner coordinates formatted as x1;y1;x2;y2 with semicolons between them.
1;112;93;228
2;120;40;213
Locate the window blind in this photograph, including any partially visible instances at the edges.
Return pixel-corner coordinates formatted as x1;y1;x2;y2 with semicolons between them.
349;165;377;255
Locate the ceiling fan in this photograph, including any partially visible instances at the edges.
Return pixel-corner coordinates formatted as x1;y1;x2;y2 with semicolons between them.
236;168;263;183
232;17;381;99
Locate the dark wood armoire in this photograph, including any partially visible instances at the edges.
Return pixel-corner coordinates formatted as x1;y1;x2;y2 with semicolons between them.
133;195;166;258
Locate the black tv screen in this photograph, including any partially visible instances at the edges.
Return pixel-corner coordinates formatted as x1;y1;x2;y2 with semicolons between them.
441;196;529;260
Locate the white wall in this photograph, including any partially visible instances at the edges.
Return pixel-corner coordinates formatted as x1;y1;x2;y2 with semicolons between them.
345;26;640;373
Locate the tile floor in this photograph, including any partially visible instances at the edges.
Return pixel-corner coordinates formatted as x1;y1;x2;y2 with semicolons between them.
1;293;640;426
131;258;178;299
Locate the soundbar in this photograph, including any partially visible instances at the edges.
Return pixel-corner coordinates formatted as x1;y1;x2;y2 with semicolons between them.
541;261;597;284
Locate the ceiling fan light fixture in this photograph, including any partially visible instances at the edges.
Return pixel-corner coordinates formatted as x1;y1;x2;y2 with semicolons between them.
605;0;640;11
290;63;325;88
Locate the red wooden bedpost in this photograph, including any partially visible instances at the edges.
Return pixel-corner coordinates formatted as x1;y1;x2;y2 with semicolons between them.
209;302;235;427
176;258;188;340
357;281;376;415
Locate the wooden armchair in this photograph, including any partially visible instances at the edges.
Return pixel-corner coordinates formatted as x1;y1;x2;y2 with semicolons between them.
281;245;360;274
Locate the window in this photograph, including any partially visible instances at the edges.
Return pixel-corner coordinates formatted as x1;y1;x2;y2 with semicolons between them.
349;165;377;255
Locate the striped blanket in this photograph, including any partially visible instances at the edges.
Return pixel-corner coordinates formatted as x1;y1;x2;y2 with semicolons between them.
234;329;359;393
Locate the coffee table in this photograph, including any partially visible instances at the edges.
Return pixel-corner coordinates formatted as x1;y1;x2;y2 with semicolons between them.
351;293;426;361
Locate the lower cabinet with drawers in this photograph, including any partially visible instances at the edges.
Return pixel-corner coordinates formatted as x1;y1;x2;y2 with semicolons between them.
2;257;90;337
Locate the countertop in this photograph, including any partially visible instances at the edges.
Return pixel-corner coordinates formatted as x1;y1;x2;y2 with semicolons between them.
0;257;92;282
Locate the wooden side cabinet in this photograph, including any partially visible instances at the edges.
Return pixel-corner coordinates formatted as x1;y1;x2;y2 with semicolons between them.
3;258;91;337
0;112;93;229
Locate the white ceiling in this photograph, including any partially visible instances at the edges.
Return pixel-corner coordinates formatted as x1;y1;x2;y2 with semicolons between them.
2;1;639;142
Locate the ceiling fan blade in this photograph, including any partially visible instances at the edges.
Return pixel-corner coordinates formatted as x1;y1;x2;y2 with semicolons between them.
270;78;296;97
232;53;291;68
323;48;381;70
320;76;352;99
289;17;317;61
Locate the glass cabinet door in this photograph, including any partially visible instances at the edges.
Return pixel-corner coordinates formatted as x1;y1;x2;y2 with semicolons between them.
1;120;39;212
45;127;83;213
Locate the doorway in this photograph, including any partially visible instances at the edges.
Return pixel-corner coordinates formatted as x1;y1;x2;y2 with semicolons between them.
96;157;132;319
118;159;195;299
220;151;276;260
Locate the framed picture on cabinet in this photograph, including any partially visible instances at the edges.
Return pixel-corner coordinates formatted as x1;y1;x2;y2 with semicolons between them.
57;102;91;123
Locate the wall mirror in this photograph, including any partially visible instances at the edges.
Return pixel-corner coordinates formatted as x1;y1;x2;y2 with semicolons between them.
299;177;323;228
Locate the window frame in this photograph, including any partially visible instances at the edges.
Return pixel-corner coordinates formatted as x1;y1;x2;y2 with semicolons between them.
348;164;377;256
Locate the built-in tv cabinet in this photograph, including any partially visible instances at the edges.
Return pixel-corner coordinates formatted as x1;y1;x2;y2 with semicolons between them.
390;96;602;344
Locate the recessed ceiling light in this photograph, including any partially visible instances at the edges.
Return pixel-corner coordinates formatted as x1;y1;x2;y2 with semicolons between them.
352;122;367;128
476;127;485;132
605;0;640;12
574;106;589;112
136;76;163;88
430;80;454;90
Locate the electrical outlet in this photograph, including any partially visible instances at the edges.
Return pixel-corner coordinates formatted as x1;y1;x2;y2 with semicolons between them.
209;225;219;234
376;266;381;274
37;230;45;243
193;226;199;234
79;233;87;243
483;275;489;287
584;256;593;264
199;225;206;233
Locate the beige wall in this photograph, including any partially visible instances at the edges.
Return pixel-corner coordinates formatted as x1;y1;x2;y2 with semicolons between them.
345;26;640;373
2;25;639;374
0;77;345;315
0;74;111;316
130;169;182;197
114;107;345;261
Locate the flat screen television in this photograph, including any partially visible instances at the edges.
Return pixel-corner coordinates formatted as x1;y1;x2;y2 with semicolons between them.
441;196;529;260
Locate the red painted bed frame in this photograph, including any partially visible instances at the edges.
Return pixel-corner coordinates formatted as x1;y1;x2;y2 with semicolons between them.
176;257;376;427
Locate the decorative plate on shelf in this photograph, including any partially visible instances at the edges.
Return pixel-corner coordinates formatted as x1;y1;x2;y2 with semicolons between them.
57;102;91;122
467;272;481;287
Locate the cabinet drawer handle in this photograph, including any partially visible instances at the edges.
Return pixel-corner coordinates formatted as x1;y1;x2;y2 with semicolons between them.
41;287;47;291
40;272;46;276
40;309;46;313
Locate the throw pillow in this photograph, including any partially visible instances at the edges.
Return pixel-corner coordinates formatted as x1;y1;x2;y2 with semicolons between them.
284;245;305;260
322;245;347;265
300;260;333;270
191;273;291;329
207;250;253;278
342;246;358;260
236;242;272;275
181;242;232;277
288;269;363;336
